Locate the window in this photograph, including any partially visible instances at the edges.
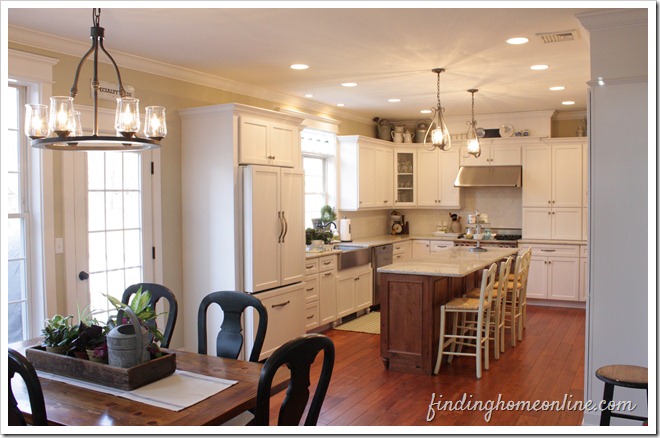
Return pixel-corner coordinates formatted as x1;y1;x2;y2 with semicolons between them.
301;129;336;229
6;84;30;343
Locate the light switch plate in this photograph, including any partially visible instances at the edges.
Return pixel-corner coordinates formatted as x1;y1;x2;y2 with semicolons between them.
55;237;64;254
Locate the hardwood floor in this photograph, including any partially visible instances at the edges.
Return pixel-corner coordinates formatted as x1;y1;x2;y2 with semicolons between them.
269;305;585;426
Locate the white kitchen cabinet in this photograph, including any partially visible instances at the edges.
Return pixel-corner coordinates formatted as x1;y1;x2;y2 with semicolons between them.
412;240;430;259
416;148;461;208
338;136;394;210
579;244;588;302
239;116;300;168
336;264;373;318
394;150;416;206
249;282;305;361
304;255;337;328
522;207;582;240
522;244;580;302
392;240;412;262
459;142;521;166
430;240;454;252
243;166;305;293
318;266;337;325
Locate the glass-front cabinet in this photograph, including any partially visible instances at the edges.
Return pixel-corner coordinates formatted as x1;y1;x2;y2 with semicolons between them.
394;150;415;206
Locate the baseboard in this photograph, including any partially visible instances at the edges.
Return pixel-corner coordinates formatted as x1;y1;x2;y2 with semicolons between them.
527;299;586;309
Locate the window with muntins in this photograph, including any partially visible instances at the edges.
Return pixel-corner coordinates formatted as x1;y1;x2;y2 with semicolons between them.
301;129;336;229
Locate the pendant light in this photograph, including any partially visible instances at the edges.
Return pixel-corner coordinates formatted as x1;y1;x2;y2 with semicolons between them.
465;89;481;158
423;68;451;151
25;9;166;151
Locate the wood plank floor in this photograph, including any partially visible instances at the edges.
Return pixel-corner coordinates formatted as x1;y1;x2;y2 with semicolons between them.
269;305;585;426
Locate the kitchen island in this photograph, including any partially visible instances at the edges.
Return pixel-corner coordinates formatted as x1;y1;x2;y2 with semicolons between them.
377;247;518;375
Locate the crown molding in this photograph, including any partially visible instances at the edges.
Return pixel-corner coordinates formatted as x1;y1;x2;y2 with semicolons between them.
576;8;648;31
9;25;375;126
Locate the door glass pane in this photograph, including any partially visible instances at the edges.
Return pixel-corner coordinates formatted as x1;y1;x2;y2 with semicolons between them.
7;302;25;343
106;191;123;230
88;192;105;232
123;153;139;190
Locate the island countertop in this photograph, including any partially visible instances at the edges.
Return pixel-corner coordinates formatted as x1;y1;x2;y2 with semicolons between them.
377;246;518;277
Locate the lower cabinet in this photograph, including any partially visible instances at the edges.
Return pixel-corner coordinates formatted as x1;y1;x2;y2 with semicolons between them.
522;244;580;301
430;240;454;252
318;268;338;325
412;240;430;259
336;264;373;318
392;241;412;262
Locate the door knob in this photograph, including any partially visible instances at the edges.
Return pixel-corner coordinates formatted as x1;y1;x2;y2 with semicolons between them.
78;271;89;280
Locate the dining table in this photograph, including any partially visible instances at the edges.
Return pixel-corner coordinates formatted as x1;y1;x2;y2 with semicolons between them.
9;338;289;426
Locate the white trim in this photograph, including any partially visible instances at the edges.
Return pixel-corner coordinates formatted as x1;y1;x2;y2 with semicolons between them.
576;8;648;31
8;25;375;126
8;49;58;334
552;110;587;121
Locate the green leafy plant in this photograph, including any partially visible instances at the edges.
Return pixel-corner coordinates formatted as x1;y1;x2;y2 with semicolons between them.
320;205;337;226
306;228;334;245
41;314;78;349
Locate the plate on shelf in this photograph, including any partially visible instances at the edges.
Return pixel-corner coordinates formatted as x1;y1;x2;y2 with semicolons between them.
499;124;514;137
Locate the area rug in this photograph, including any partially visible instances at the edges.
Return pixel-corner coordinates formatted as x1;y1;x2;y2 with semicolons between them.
334;311;380;334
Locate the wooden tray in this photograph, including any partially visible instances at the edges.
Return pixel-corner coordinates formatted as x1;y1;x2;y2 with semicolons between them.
25;345;176;391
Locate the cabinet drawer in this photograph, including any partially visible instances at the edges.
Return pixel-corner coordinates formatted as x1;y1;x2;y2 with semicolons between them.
392;241;411;254
393;253;406;262
521;244;579;258
430;240;454;252
304;258;319;274
256;285;305;360
304;275;319;303
305;302;320;331
318;255;337;272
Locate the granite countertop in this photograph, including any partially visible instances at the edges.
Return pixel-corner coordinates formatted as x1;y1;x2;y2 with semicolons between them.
377;246;519;277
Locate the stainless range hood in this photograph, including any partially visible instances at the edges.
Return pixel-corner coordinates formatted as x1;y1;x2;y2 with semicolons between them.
454;165;522;187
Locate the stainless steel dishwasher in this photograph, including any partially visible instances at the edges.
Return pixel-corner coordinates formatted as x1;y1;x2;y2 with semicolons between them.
372;244;393;309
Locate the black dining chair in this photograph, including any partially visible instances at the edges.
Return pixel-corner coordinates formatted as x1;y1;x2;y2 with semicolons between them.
122;283;178;348
252;333;335;426
8;348;48;426
197;291;268;363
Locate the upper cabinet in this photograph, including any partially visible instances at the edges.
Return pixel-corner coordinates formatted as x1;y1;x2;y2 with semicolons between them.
239;115;301;168
416;148;461;208
338;136;394;210
459;141;522;167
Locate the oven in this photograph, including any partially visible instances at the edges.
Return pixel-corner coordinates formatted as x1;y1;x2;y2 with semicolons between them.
454;228;521;249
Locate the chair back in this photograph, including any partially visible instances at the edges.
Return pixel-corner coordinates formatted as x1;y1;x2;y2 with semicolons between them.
497;256;513;318
8;348;48;426
252;334;335;426
478;263;498;307
198;291;268;362
122;283;178;348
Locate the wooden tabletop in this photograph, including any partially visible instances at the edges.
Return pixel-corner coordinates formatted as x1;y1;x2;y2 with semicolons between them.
10;339;289;426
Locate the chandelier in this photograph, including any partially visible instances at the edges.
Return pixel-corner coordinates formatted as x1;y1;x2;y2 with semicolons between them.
464;89;481;158
25;9;166;151
423;68;451;152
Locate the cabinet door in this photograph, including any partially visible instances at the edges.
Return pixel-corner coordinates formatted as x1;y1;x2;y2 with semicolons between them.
491;145;522;165
416;149;439;206
551;208;582;240
305;302;320;331
522;145;552;207
460;145;491;166
526;256;548;299
394;150;415;206
304;275;319;303
412;240;430;259
239;116;270;166
354;271;373;311
438;149;460;207
547;257;580;301
358;145;375;208
374;147;394;207
257;283;305;360
270;122;299;168
522;208;552;239
280;169;305;287
430;241;453;252
244;166;281;292
318;270;337;325
336;275;355;318
552;143;582;207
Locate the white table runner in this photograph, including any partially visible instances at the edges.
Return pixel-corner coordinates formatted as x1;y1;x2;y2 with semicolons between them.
36;369;237;411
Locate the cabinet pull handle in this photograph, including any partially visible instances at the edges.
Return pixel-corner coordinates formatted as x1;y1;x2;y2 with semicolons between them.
306;287;315;291
306;264;314;269
323;261;331;265
323;272;333;277
271;300;290;308
541;249;556;252
277;211;284;243
307;314;315;319
281;211;288;242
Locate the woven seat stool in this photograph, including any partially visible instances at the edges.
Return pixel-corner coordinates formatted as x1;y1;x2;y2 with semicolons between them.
595;364;648;426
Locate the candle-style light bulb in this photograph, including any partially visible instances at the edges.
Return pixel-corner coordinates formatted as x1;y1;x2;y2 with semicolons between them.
49;96;75;137
25;104;49;139
115;97;140;138
144;106;167;140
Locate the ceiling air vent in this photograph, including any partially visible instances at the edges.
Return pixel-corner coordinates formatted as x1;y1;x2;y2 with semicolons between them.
536;29;578;43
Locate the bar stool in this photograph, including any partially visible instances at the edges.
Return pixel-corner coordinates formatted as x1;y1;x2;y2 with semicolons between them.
596;364;648;426
498;253;526;347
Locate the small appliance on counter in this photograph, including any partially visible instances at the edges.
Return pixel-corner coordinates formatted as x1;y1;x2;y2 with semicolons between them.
448;212;462;233
390;210;409;235
339;218;352;242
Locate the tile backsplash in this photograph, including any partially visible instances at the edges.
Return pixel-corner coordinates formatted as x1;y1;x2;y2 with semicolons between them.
339;187;522;238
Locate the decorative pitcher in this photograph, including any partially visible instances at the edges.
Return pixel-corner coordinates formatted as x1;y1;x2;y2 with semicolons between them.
377;119;392;141
391;131;404;143
107;306;152;368
403;130;415;143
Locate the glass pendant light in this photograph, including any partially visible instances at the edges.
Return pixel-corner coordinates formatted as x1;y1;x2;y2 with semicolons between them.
465;89;481;158
423;68;451;151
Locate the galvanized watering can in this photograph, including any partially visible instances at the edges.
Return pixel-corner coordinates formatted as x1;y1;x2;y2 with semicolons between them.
107;306;152;368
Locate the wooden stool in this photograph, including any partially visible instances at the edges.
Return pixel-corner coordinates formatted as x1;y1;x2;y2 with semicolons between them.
595;364;648;426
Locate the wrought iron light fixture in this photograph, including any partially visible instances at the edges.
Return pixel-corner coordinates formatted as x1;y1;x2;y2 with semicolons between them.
423;68;451;152
465;89;481;158
25;9;166;151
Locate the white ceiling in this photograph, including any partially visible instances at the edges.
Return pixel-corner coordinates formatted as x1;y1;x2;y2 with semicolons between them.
7;4;608;121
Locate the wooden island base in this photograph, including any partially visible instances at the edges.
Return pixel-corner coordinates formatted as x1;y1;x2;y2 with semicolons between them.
379;271;478;375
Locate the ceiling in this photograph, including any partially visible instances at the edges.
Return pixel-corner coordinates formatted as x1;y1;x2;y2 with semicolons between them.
7;4;607;122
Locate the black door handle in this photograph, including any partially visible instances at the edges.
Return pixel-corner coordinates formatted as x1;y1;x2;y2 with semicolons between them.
78;271;89;280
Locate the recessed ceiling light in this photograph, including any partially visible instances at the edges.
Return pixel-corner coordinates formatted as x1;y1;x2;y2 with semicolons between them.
305;94;314;98
341;82;357;87
420;109;432;114
337;103;345;107
290;64;309;70
562;101;575;105
506;37;529;45
549;86;565;91
388;98;401;103
530;64;549;70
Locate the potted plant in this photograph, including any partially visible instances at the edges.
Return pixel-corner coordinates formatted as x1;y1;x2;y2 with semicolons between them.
41;314;78;354
319;205;337;230
69;320;109;362
306;228;334;245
